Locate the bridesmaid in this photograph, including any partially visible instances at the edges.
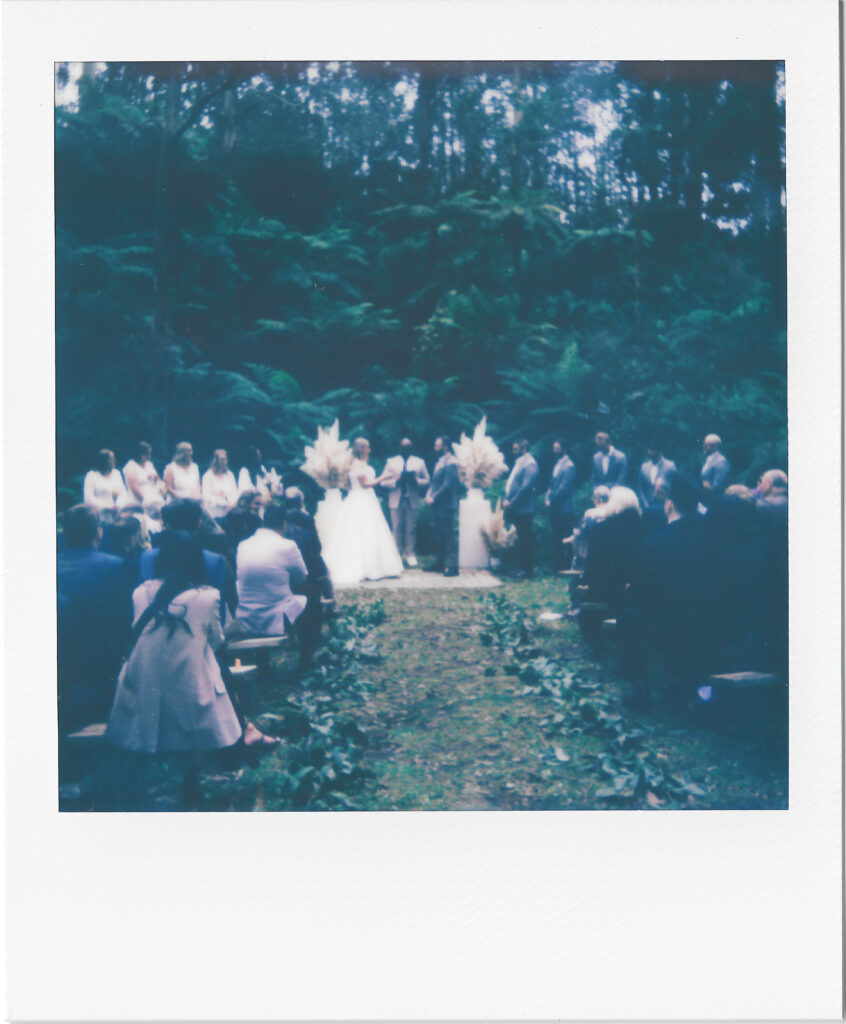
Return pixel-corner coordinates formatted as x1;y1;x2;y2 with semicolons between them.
202;449;239;522
122;441;165;512
83;449;127;521
163;441;202;502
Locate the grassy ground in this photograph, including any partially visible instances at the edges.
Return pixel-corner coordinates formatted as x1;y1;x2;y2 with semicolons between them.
86;571;786;812
263;573;786;811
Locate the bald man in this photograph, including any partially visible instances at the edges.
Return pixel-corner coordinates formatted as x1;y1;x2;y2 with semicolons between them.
700;434;731;494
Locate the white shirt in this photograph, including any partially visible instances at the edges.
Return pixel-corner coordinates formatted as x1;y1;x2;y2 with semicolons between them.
235;528;308;634
83;469;126;513
202;468;239;519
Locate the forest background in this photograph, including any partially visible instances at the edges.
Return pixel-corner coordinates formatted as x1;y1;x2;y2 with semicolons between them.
55;59;786;509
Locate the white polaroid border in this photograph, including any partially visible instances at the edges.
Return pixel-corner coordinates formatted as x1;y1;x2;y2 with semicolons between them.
3;0;842;1019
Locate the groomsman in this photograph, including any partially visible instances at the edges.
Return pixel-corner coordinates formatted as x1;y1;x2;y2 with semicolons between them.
504;439;539;579
591;432;628;487
637;443;676;510
701;433;731;495
381;437;430;568
425;435;460;577
545;438;577;570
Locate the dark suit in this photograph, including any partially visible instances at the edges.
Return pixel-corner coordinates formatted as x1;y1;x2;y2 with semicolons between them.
591;448;628;488
625;515;718;697
546;455;577;569
57;547;136;732
427;453;460;572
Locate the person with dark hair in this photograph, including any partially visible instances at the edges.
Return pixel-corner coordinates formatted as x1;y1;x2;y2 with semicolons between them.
105;532;277;779
637;443;676;511
545;438;577;570
57;505;135;732
621;472;718;709
284;486;337;615
591;432;628;488
222;497;263;550
503;438;540;578
425;435;460;576
83;449;127;521
381;438;430;567
101;514;147;573
122;441;165;513
238;445;272;505
140;499;236;613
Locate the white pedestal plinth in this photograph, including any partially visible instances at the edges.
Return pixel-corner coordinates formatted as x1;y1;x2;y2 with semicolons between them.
315;488;344;548
459;488;492;569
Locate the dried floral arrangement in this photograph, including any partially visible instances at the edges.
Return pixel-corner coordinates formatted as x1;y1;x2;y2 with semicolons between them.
301;419;354;490
479;498;517;553
452;416;508;490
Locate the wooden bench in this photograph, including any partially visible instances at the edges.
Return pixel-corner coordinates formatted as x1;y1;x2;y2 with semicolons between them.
707;671;780;691
225;635;288;680
602;618;617;632
559;569;583;578
64;722;108;745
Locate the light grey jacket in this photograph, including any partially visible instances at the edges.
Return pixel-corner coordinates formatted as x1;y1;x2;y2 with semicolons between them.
381;454;430;510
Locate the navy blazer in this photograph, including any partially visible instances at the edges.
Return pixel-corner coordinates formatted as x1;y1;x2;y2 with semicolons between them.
427;453;461;510
546;455;577;514
591;448;628;487
506;454;540;515
637;457;676;508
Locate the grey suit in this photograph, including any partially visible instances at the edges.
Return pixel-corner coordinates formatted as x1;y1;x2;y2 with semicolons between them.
701;451;730;493
505;453;539;574
637;456;676;508
427;452;460;571
546;454;577;570
382;454;430;558
591;447;628;487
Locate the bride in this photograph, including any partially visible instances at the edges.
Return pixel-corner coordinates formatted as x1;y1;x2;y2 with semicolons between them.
323;437;404;586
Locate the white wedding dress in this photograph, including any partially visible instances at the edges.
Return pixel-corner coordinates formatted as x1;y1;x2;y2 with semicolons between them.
323;459;404;586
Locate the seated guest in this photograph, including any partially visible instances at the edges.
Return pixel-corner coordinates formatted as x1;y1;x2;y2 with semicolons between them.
140;499;236;614
202;449;239;522
83;449;127;522
581;486;643;608
563;485;610;569
163;441;202;502
706;496;769;671
724;483;757;504
238;445;273;505
101;514;148;574
236;504;321;667
754;470;788;676
637;443;676;511
622;473;718;708
754;469;788;519
106;532;277;770
57;505;135;732
122;441;165;513
222;492;264;550
284;486;337;615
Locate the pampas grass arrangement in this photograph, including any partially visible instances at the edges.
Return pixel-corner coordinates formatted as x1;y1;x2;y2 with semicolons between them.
301;419;354;490
479;498;517;553
453;416;508;490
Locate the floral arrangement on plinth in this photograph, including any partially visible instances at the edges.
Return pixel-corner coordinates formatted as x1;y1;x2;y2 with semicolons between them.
301;419;354;491
452;416;508;490
479;498;517;553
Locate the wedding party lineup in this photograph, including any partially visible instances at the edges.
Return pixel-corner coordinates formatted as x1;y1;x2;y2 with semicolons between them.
55;59;788;812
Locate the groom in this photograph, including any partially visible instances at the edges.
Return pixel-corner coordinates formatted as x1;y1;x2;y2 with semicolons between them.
425;435;460;577
381;437;430;567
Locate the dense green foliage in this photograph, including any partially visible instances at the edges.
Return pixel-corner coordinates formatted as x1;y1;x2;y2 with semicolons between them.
56;60;785;504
